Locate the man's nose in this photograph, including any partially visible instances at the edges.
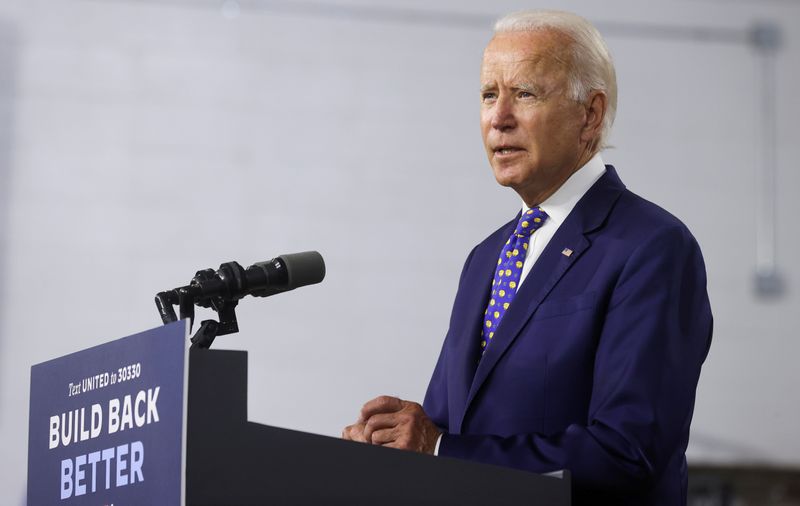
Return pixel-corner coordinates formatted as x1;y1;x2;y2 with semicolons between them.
490;95;516;131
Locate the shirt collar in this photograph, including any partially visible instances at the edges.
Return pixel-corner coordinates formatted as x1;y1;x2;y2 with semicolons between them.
522;152;607;227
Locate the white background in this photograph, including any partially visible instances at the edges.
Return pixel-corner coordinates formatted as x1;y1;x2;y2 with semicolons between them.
1;0;798;501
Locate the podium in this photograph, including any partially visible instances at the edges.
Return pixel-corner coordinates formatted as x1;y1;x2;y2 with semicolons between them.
29;323;570;505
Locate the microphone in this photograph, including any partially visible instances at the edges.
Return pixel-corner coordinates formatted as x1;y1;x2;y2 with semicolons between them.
195;251;326;302
155;251;325;327
252;250;327;297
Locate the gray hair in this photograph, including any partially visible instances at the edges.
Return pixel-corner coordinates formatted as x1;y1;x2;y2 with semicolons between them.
494;10;618;150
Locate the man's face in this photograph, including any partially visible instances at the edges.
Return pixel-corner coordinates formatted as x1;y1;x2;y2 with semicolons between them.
480;30;588;205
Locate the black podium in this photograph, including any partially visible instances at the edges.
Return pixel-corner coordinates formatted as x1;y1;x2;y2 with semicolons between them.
186;349;570;505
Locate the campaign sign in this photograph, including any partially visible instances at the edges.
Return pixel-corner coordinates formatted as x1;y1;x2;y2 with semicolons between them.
28;321;189;505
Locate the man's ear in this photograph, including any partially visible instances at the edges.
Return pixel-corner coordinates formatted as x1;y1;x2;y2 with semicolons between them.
581;90;607;146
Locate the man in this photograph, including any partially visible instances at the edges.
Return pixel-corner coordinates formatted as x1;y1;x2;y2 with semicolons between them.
343;10;712;505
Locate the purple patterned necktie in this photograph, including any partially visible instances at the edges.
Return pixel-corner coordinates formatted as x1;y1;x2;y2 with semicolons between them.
481;207;549;354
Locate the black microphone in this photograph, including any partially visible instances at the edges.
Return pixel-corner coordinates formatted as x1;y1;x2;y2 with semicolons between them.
155;251;325;326
252;250;327;297
196;251;326;302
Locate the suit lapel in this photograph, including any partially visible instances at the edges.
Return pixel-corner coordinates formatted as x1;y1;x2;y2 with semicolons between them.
448;216;518;432
457;166;626;429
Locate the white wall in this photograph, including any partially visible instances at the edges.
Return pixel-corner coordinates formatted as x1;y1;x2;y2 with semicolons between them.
1;0;799;501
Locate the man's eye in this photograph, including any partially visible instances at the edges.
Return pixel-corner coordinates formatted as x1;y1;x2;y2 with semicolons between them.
518;91;535;99
481;93;497;102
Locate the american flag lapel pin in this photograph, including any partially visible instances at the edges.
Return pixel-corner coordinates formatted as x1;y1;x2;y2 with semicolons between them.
561;248;573;257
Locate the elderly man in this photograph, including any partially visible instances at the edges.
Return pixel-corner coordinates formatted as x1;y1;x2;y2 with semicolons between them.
343;10;712;505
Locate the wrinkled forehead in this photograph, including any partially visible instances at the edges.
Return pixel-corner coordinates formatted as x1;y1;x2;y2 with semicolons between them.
480;30;572;82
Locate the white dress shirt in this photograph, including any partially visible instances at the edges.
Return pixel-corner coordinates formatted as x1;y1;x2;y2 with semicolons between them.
433;153;607;456
517;153;607;289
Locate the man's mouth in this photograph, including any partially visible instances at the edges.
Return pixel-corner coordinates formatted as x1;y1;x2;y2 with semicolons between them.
494;146;524;155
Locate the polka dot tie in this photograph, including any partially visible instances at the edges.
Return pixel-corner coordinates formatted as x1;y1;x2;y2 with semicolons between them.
481;207;549;354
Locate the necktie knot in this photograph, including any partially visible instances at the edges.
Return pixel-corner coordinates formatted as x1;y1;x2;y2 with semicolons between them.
514;207;548;237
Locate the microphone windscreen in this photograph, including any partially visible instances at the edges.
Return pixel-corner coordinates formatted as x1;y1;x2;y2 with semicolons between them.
279;251;326;289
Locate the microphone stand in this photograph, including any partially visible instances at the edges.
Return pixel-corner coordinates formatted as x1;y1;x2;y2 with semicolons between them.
155;264;244;350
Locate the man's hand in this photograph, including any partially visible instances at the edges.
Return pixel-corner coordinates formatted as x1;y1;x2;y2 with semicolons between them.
341;396;441;454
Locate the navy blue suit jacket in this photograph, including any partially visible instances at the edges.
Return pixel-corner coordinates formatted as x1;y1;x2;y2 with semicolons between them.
423;166;712;505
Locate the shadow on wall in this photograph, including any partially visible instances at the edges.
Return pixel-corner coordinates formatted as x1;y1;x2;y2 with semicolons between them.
0;18;16;365
0;15;20;506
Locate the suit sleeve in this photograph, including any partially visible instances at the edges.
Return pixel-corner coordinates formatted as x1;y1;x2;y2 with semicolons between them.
436;224;713;493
